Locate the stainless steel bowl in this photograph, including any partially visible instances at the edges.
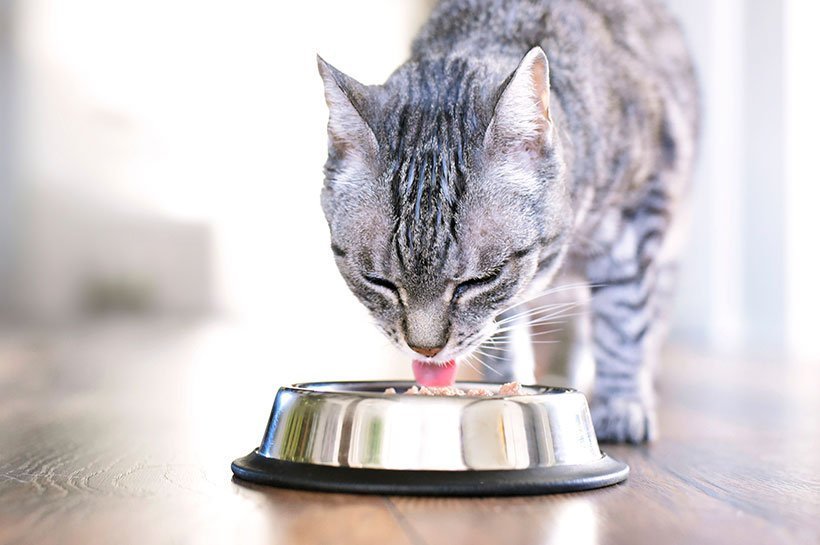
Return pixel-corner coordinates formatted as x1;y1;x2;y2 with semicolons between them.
232;381;628;496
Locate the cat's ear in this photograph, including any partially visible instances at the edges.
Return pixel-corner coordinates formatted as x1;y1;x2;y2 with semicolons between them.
317;55;378;160
484;47;553;155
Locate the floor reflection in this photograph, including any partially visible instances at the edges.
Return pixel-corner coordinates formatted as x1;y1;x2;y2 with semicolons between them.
544;498;598;545
231;481;413;545
382;493;602;545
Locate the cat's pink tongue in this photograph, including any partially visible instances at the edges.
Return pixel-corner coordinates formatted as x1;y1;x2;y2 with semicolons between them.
412;359;457;387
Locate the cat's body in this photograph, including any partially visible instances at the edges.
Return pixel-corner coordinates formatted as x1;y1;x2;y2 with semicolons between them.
319;0;698;443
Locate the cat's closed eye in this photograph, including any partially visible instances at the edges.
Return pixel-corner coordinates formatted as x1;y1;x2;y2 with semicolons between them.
453;268;504;301
363;274;400;295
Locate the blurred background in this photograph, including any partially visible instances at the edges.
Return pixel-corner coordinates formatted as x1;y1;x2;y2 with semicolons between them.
0;0;818;396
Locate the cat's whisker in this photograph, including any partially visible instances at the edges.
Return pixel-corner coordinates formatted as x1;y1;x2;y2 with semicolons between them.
482;328;563;342
519;280;596;300
473;344;504;361
478;336;512;350
493;319;567;334
497;281;600;316
524;311;588;327
497;296;580;317
460;356;479;375
495;301;579;325
491;327;564;341
488;340;562;345
495;287;578;316
466;353;502;376
496;299;577;319
471;348;507;364
487;326;566;339
523;313;587;330
493;309;584;333
518;308;589;324
493;329;568;341
471;345;505;359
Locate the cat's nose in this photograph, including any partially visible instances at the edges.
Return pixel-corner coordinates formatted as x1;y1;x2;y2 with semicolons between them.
409;345;444;358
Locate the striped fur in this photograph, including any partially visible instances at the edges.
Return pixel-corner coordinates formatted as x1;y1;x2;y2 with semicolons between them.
318;0;698;443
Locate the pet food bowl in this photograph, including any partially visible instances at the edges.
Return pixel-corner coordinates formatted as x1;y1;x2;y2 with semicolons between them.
231;381;628;496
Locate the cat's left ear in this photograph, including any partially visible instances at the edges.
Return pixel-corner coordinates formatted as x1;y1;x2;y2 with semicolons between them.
484;47;553;155
317;55;379;160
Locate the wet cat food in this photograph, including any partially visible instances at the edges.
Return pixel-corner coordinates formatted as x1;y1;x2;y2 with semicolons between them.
384;382;525;397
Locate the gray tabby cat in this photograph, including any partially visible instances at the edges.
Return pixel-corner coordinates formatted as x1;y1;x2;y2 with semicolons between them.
318;0;698;443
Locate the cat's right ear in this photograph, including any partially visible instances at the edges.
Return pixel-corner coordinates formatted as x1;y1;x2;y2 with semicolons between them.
484;47;554;157
317;55;378;160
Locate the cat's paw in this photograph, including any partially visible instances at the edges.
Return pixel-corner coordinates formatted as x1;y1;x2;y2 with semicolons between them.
590;397;657;444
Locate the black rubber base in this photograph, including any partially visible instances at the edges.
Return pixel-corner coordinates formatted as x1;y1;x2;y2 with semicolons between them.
231;451;629;496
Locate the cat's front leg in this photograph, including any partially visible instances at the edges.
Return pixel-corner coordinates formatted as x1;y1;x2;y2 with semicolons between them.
586;208;673;443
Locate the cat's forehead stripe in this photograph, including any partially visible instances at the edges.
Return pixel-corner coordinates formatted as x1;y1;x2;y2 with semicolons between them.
384;58;487;277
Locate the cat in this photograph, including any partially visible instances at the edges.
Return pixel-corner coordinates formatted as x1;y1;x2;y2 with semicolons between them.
317;0;698;443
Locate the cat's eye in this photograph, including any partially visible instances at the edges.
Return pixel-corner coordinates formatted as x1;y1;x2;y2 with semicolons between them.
453;268;504;301
363;274;399;295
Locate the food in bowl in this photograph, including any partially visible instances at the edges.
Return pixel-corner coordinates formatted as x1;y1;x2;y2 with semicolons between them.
384;382;526;397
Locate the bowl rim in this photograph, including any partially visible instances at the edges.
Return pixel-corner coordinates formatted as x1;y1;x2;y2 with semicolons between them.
281;380;580;400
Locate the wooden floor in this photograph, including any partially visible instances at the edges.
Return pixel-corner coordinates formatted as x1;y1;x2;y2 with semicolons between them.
0;319;817;545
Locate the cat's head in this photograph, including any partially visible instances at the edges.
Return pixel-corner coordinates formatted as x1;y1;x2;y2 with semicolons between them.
318;47;572;364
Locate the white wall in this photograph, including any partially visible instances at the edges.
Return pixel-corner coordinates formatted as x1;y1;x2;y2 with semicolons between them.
662;0;813;357
785;1;820;360
663;0;748;351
